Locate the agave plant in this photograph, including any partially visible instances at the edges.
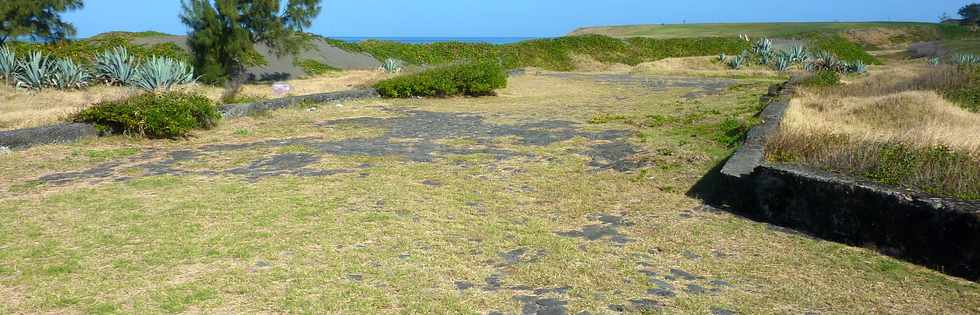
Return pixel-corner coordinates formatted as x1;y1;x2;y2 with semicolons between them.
380;58;403;74
717;52;727;62
928;57;942;65
772;55;792;72
806;51;844;73
787;45;808;64
752;38;773;56
95;46;140;85
51;58;92;90
132;56;195;91
0;45;15;84
845;60;867;74
15;51;55;91
727;54;746;70
953;54;980;65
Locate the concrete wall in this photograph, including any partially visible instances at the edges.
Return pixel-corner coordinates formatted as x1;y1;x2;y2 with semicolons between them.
718;81;980;281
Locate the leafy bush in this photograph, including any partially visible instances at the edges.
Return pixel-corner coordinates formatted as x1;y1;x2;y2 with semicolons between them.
133;56;195;91
716;117;751;147
95;46;139;85
74;92;220;139
14;51;54;90
50;58;91;90
942;66;980;112
801;70;841;87
295;59;338;76
374;62;507;98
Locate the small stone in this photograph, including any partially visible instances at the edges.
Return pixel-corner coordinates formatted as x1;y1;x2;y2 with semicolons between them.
347;274;363;282
608;304;626;312
454;281;474;290
306;107;318;112
647;288;676;297
336;103;344;107
711;307;738;315
0;146;11;155
684;284;708;295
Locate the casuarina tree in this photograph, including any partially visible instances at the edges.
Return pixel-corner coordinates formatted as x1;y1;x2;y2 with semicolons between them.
0;0;84;44
180;0;322;96
960;3;980;26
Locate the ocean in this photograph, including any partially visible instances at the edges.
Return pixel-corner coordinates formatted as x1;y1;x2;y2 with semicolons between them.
329;37;540;45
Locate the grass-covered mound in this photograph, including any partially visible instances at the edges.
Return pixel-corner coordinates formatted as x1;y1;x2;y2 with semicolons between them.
75;92;220;139
325;34;750;71
799;33;881;65
374;62;507;98
8;32;190;65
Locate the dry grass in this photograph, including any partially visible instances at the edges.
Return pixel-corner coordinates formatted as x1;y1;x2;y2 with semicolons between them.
631;56;784;78
0;70;388;131
768;61;980;199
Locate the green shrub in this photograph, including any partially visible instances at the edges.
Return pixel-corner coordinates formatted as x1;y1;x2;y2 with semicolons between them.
295;59;338;76
716;117;751;147
940;66;980;112
801;70;841;87
74;92;220;139
374;62;507;98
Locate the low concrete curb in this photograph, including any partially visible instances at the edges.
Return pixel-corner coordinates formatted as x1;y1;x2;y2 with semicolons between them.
220;88;379;118
0;123;99;150
716;81;980;281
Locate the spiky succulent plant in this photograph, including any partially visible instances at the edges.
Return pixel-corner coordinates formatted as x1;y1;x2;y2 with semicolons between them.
787;45;808;64
846;60;867;74
953;54;980;65
15;51;55;91
0;45;15;84
95;47;140;85
380;58;403;74
727;55;746;70
752;38;773;56
929;57;942;65
133;56;195;91
806;51;845;73
717;52;727;62
51;58;92;90
773;55;792;72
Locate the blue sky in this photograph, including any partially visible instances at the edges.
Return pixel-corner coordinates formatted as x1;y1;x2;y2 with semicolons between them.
66;0;971;38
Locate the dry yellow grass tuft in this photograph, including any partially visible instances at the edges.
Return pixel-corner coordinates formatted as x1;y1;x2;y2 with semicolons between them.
769;61;980;199
0;70;388;131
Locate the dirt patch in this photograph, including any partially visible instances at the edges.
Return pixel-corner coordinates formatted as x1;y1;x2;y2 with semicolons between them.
541;73;737;99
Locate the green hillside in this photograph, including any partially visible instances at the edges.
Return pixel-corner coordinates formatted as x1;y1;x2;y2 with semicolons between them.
571;22;940;39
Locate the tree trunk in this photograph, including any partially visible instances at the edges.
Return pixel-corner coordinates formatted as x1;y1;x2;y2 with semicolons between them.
221;62;248;103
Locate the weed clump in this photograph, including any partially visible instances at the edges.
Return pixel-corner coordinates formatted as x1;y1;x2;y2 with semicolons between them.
75;92;220;138
374;62;507;98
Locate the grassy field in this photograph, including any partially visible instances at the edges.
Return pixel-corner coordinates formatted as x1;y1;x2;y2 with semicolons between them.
571;22;940;39
1;69;978;314
944;39;980;54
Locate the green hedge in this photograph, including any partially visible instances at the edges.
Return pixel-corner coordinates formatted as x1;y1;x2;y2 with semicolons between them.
75;92;220;139
942;66;980;112
374;62;507;98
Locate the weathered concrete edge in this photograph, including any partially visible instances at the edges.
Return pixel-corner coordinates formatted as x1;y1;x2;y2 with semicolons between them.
219;88;380;118
717;80;980;281
0;123;99;150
